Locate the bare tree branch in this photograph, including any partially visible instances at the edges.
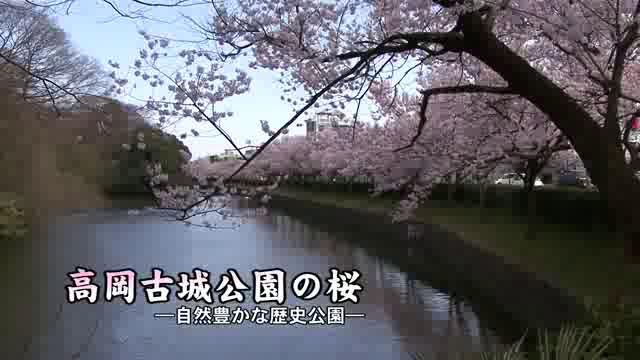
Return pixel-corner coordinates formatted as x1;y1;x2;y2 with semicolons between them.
0;52;92;112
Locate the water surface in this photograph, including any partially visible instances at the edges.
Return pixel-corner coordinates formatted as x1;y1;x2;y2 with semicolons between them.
2;198;509;360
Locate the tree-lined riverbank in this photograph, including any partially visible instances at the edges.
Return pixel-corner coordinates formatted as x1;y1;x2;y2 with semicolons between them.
271;186;640;358
272;186;637;307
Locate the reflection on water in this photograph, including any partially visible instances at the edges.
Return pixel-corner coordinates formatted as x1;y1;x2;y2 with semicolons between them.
1;198;508;360
255;213;506;358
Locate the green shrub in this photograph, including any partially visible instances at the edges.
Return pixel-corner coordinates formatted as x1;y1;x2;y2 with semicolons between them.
104;125;192;194
0;195;28;241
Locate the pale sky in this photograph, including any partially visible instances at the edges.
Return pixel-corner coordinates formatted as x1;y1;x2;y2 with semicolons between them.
53;1;311;159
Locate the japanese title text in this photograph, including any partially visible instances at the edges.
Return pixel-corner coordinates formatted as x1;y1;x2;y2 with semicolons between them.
65;267;364;305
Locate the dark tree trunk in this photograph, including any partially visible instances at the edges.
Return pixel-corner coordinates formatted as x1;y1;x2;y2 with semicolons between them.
522;159;542;241
479;180;487;208
461;13;640;263
348;176;355;193
447;173;457;202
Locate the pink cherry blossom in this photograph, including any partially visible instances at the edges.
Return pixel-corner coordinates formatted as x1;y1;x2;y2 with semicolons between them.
54;0;640;242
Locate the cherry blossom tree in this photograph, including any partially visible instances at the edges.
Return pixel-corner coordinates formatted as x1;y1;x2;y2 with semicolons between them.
28;0;640;261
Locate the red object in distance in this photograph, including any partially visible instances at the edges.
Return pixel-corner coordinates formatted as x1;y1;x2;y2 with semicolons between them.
631;114;640;130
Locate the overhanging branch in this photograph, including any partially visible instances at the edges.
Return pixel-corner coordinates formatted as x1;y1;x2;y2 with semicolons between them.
394;84;516;152
182;55;371;214
320;32;464;63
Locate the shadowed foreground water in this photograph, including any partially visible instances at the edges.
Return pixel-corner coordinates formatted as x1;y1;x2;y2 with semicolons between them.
2;198;510;360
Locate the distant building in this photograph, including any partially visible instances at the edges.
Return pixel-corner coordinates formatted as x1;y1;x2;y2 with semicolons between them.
245;149;256;157
219;149;241;160
306;118;317;138
306;111;351;140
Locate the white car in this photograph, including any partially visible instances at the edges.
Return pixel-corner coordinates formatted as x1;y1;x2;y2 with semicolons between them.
494;173;544;187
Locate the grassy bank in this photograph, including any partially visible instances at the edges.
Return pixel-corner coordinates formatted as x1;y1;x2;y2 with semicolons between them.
273;186;638;307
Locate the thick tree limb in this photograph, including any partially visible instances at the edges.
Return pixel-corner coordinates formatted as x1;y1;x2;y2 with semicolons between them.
604;8;640;139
